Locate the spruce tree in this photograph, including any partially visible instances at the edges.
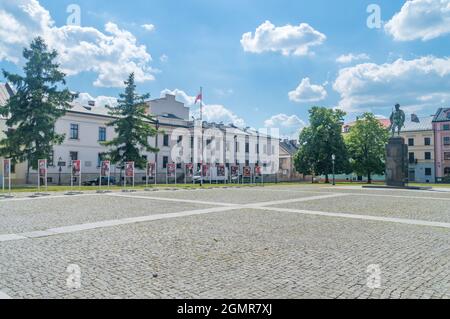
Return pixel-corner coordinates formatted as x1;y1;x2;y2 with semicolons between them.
104;73;158;169
0;37;75;182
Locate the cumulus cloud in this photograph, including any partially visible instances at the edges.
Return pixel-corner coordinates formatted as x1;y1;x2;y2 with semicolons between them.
75;92;118;108
160;89;246;127
264;114;306;139
288;78;327;103
141;24;155;32
385;0;450;41
333;56;450;113
336;53;370;64
0;0;156;87
241;20;326;56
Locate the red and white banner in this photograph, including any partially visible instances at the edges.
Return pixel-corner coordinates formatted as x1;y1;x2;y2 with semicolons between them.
147;162;156;178
167;163;176;178
72;160;81;177
3;159;11;178
231;165;239;177
254;166;262;177
101;160;111;177
202;164;210;177
217;164;226;177
243;166;252;178
125;162;135;178
38;159;47;178
185;163;194;178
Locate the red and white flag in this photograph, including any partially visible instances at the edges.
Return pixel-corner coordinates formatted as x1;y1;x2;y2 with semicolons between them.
195;92;202;104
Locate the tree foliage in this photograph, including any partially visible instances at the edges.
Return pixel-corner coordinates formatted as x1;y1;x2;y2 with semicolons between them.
345;113;389;183
104;73;158;169
294;107;349;182
0;37;75;172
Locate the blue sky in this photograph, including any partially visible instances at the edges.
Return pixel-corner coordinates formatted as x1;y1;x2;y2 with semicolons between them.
1;0;449;138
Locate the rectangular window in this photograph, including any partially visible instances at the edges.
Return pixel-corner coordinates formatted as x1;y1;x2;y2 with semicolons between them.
408;138;414;147
48;151;54;167
245;143;250;153
163;134;169;147
424;137;431;146
444;136;450;146
163;156;168;169
191;136;194;148
425;168;432;176
409;152;415;164
235;142;239;152
98;127;106;142
70;151;78;161
70;124;79;140
256;144;260;154
425;152;431;160
444;152;450;160
443;124;450;131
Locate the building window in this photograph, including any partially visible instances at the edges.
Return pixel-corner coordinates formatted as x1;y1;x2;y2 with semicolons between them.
70;124;79;140
425;152;432;160
425;168;432;176
98;127;106;142
191;136;194;148
444;167;450;176
256;144;260;154
424;137;431;146
444;152;450;160
163;134;169;147
97;153;105;167
177;163;182;169
48;151;54;167
163;156;168;169
70;151;78;161
177;136;183;144
408;138;414;146
444;137;450;146
443;124;450;131
235;142;239;152
409;152;415;164
245;143;250;153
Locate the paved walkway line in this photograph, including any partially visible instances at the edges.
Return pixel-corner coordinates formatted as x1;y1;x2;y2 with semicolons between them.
258;206;450;229
246;193;349;207
106;193;240;207
0;193;101;202
0;291;12;299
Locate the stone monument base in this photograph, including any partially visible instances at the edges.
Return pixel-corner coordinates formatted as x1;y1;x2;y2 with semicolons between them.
385;137;408;187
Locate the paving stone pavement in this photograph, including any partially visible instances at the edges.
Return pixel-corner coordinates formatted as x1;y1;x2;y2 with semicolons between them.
0;186;449;299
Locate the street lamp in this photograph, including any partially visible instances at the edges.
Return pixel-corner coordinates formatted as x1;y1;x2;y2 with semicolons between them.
57;157;63;186
331;154;336;186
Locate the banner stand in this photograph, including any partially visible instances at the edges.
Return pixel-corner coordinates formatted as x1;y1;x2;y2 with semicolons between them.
35;159;50;197
144;162;156;191
97;160;112;194
122;162;136;193
1;159;13;198
166;163;177;185
66;160;83;195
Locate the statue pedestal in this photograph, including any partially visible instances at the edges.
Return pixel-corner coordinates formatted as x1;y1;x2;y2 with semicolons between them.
385;137;408;187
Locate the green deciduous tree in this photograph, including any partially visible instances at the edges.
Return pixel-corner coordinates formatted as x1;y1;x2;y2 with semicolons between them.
345;113;389;183
104;73;158;169
0;37;75;183
294;107;349;183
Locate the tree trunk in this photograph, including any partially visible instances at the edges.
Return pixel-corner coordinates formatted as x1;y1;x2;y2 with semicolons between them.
325;174;329;184
367;171;372;184
26;163;30;185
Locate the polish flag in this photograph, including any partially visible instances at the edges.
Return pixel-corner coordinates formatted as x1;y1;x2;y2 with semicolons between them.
195;93;202;104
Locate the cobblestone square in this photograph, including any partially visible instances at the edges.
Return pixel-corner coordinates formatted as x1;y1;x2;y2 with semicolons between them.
0;185;449;299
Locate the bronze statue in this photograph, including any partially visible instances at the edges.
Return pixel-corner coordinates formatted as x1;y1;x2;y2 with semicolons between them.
389;104;405;136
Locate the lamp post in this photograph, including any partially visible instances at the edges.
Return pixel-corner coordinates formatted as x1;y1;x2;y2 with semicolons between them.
332;154;336;186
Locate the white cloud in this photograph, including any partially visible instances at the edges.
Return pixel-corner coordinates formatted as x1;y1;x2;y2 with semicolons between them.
288;78;327;103
141;24;155;32
160;54;168;63
333;56;450;113
385;0;450;41
336;53;370;64
241;20;326;56
160;89;246;127
75;92;118;108
0;0;156;87
264;114;306;139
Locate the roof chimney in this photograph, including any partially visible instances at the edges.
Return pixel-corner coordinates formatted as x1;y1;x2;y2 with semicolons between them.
411;114;420;123
88;100;95;107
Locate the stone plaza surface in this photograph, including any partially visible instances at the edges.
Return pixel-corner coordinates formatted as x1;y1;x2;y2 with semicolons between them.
0;185;449;299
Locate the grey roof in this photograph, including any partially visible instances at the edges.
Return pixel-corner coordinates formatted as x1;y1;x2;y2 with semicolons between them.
403;115;434;132
433;108;450;123
280;140;299;156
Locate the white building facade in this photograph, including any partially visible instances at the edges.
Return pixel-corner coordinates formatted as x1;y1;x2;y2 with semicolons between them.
4;93;279;185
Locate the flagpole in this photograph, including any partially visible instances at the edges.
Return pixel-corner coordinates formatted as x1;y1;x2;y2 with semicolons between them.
200;87;204;187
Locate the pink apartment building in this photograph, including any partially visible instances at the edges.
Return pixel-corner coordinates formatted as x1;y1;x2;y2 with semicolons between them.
433;108;450;182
